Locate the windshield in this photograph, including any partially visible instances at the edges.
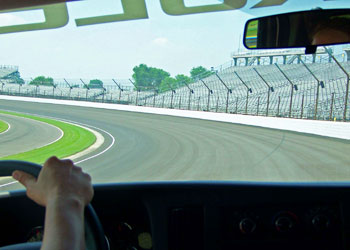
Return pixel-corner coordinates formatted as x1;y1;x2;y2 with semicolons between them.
0;0;350;192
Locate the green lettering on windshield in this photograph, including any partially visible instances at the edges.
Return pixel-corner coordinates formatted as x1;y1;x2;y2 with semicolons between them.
0;4;68;34
75;0;148;26
251;0;287;8
160;0;246;16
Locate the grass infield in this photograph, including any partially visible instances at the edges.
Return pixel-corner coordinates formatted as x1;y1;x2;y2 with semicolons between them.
0;110;96;164
0;120;8;134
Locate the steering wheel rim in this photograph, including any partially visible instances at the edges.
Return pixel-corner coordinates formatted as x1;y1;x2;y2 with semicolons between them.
0;160;108;250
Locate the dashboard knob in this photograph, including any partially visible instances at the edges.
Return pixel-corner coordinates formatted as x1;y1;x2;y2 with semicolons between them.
312;214;330;231
275;216;294;232
239;218;256;234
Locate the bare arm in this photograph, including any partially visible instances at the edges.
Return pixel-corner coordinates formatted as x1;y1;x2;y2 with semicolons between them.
12;156;93;250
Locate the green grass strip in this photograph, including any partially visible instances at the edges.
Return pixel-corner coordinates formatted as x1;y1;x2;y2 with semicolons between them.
0;120;9;133
0;110;96;164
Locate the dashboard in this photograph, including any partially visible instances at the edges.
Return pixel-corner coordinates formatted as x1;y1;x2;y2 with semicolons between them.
1;182;350;250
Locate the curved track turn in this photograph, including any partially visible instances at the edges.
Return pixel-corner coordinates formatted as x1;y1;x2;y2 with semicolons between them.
0;99;349;185
0;113;62;157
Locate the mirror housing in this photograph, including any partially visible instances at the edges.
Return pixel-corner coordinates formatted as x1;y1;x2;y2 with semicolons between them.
244;9;350;54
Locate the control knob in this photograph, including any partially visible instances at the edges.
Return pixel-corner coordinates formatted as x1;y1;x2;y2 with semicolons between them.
239;218;256;234
312;214;330;231
274;212;299;233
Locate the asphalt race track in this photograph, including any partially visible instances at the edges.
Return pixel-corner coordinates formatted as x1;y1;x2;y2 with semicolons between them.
0;99;349;189
0;113;62;157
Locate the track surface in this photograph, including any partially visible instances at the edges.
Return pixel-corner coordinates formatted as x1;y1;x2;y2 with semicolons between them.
0;113;62;157
0;99;349;186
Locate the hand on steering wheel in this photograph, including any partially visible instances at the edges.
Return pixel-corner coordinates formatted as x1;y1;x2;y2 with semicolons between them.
0;159;108;250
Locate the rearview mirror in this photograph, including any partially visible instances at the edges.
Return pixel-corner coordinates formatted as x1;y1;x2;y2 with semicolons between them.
244;9;350;53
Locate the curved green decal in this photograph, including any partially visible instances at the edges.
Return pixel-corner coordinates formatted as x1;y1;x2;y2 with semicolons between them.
0;3;68;34
75;0;148;27
160;0;247;16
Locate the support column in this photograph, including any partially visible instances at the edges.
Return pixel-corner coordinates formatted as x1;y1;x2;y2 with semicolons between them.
275;64;295;118
325;46;349;121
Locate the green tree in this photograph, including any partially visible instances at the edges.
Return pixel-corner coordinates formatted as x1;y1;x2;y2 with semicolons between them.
132;64;170;91
88;79;104;89
29;76;54;86
190;66;213;81
175;74;192;87
159;77;177;93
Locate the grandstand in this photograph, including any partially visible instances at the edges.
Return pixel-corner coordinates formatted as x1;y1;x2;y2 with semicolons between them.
1;48;349;121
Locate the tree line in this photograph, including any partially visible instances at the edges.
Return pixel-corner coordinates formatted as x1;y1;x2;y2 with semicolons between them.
131;64;214;93
28;64;214;93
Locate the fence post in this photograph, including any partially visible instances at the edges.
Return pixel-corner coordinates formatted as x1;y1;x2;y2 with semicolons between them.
236;97;238;114
112;79;124;102
200;79;213;111
299;59;321;120
277;96;281;117
129;79;139;106
234;71;252;115
330;92;335;121
325;46;349;121
170;90;175;109
275;64;295;118
216;73;232;113
182;82;194;110
162;96;165;108
300;94;304;119
257;97;260;115
64;79;73;99
153;90;157;107
216;96;219;112
80;79;90;100
179;96;182;109
253;68;274;116
197;97;200;111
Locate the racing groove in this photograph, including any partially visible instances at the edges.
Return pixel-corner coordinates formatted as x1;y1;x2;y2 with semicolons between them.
0;99;349;183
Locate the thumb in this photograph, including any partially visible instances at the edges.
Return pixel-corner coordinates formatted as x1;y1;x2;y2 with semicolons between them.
12;170;36;189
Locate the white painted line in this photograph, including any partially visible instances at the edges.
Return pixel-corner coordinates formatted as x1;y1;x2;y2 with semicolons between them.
0;181;17;188
0;119;11;135
4;112;116;164
30;114;116;164
67;125;104;161
75;126;115;164
0;112;64;153
0;95;349;140
0;112;116;189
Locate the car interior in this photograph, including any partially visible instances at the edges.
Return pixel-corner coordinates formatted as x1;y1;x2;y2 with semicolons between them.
0;1;349;250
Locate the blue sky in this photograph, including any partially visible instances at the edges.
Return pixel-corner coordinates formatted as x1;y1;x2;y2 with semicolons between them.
0;0;253;79
0;0;349;80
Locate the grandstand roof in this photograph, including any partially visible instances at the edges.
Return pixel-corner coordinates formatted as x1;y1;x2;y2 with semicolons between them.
231;48;326;59
0;66;19;78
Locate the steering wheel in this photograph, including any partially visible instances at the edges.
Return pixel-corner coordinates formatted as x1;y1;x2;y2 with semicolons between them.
0;160;108;250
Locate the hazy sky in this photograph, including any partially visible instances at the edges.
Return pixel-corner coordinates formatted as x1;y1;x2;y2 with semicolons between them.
0;0;348;80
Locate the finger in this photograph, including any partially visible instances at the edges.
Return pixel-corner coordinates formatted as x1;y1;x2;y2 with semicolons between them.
44;156;59;167
12;170;37;188
62;159;74;166
83;172;92;182
73;166;82;172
